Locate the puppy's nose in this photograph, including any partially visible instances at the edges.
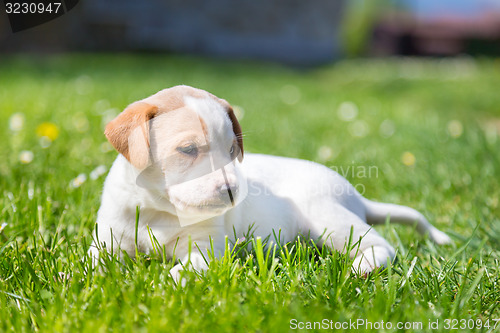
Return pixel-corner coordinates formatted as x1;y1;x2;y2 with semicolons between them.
219;183;238;196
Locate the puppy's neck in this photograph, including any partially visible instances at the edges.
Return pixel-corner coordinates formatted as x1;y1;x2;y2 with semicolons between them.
114;155;177;216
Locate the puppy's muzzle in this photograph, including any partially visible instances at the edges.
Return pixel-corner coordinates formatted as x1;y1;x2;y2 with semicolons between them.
218;183;238;196
218;182;238;206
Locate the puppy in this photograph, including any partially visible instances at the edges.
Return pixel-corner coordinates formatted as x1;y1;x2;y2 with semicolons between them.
90;85;451;280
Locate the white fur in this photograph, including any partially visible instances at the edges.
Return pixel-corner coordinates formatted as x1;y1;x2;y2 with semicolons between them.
90;89;452;282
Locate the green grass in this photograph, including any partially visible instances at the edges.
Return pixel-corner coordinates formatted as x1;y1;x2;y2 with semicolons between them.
1;54;499;332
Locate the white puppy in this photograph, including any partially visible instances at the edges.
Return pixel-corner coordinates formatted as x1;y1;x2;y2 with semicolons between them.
90;85;451;279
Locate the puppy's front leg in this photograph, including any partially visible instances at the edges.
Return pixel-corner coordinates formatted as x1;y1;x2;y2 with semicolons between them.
169;239;224;285
170;251;209;284
351;244;395;274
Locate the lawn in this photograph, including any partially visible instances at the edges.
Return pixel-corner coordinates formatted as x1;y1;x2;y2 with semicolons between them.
0;54;499;332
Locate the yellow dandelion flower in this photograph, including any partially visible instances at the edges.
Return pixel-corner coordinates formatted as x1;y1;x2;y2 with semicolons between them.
36;122;59;141
401;152;416;166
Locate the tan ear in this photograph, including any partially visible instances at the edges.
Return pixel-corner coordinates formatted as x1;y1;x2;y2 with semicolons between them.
226;106;244;162
104;102;158;169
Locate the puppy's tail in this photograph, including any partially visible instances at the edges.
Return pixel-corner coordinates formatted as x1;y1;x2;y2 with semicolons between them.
362;198;452;245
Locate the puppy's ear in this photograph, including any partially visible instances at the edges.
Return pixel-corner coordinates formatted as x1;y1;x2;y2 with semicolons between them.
208;94;244;162
104;102;158;169
226;106;244;162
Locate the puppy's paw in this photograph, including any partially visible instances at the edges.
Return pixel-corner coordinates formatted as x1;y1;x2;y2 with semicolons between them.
88;244;102;268
351;256;376;276
170;264;187;287
428;228;452;245
351;245;395;276
169;253;209;287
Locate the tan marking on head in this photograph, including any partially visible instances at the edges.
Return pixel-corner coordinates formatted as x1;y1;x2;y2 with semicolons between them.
104;102;158;169
104;85;244;169
149;108;209;167
143;85;209;112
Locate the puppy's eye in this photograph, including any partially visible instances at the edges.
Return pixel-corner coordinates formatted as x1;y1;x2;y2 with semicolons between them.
229;143;239;159
177;145;198;157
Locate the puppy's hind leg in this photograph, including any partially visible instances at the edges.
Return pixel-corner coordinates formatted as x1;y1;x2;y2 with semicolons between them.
362;198;452;245
306;203;396;274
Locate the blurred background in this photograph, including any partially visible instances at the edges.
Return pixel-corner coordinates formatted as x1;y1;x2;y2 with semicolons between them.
1;2;500;330
2;0;500;62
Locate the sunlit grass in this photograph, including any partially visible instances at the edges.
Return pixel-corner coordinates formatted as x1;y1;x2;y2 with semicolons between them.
0;55;499;332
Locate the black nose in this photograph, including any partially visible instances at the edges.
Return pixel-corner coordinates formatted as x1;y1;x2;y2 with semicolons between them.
219;183;238;196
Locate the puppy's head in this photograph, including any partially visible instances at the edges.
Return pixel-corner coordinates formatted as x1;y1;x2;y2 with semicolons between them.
105;85;246;222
